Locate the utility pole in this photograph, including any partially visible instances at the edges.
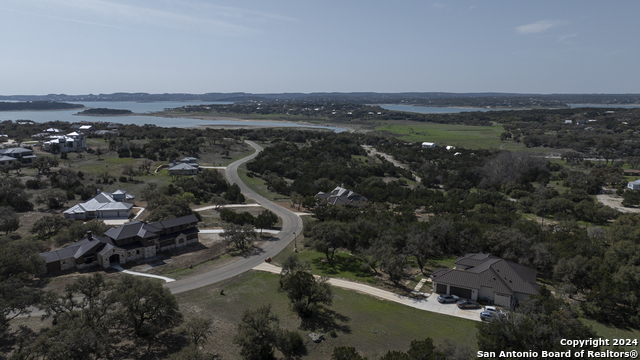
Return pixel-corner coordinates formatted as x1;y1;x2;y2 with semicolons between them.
293;232;298;253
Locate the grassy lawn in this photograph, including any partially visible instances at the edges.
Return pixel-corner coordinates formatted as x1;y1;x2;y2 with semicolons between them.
175;271;479;360
373;121;555;153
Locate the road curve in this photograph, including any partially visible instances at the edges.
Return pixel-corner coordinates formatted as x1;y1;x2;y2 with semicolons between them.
165;140;303;294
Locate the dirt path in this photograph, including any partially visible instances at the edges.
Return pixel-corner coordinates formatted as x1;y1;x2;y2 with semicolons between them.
361;145;422;183
597;192;640;213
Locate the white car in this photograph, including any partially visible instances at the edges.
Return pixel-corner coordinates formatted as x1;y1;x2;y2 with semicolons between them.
483;306;505;316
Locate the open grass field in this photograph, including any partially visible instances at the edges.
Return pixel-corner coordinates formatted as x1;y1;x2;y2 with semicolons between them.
175;271;479;360
373;121;555;153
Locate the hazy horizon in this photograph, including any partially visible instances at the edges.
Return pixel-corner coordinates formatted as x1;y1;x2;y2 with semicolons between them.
2;1;639;95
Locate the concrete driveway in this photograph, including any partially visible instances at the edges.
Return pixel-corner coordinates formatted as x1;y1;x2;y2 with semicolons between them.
253;263;482;322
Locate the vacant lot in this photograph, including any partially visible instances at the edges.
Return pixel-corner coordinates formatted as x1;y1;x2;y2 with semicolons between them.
373;121;556;153
176;271;479;360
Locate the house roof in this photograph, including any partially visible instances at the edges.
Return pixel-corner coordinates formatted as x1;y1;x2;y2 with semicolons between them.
0;147;33;155
432;253;539;296
317;187;368;205
63;191;134;215
0;155;16;162
168;163;197;171
104;221;158;241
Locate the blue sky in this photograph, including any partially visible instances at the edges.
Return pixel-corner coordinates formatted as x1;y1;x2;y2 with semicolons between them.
1;0;639;95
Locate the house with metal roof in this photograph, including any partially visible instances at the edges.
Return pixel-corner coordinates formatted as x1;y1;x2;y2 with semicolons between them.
0;147;37;164
628;179;640;190
40;214;200;273
63;189;135;220
168;157;199;175
431;253;540;308
316;186;368;207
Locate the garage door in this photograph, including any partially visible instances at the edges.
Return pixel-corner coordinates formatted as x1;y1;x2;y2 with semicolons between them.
450;286;472;299
495;294;511;307
435;284;447;294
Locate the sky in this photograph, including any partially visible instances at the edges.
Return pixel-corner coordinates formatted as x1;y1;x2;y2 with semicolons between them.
1;0;639;95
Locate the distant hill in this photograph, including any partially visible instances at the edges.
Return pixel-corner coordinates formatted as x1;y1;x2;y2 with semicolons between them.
1;92;640;106
0;101;84;111
76;108;133;116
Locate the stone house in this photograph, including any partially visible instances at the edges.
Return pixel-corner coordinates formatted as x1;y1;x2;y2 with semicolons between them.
40;214;200;273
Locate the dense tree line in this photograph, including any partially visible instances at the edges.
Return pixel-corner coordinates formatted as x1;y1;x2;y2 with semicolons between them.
0;101;83;111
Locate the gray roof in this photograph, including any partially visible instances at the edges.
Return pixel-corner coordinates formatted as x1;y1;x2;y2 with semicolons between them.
63;191;133;215
432;254;539;296
0;147;33;155
316;186;368;205
0;155;16;162
168;163;197;171
104;221;158;241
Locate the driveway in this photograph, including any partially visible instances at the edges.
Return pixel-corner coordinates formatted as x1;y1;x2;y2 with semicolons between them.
165;141;303;294
253;263;482;322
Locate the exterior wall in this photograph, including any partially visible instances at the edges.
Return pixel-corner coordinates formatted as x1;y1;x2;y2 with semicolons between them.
513;292;530;302
143;246;156;258
99;247;126;268
60;258;77;271
478;286;495;302
64;213;87;220
126;248;145;261
77;262;98;270
494;294;511;307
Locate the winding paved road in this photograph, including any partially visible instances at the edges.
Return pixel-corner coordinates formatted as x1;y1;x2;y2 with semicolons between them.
165;141;303;294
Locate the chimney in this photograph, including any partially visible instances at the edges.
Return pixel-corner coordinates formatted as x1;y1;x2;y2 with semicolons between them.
87;231;92;240
97;189;101;194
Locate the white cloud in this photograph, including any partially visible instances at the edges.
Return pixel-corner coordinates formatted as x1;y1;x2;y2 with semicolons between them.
516;20;562;34
558;33;578;42
10;0;296;35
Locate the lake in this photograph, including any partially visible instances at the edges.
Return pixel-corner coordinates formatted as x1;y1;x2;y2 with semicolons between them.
0;101;347;132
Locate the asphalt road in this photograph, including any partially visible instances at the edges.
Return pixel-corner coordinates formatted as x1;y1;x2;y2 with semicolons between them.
165;140;303;294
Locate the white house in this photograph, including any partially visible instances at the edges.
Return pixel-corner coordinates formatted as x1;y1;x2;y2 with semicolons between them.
422;142;436;148
628;180;640;190
43;132;86;153
64;190;135;220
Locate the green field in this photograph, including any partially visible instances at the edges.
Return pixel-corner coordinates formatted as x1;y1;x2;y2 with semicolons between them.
175;271;479;360
374;121;550;152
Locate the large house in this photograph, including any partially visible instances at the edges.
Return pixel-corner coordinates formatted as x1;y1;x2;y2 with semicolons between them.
43;132;86;153
431;253;540;308
168;157;199;175
64;190;135;220
40;214;200;273
0;147;37;165
316;186;368;206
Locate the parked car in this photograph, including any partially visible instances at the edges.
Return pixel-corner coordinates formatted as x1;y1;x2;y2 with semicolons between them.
480;311;497;321
483;306;505;315
437;294;459;304
457;299;480;309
